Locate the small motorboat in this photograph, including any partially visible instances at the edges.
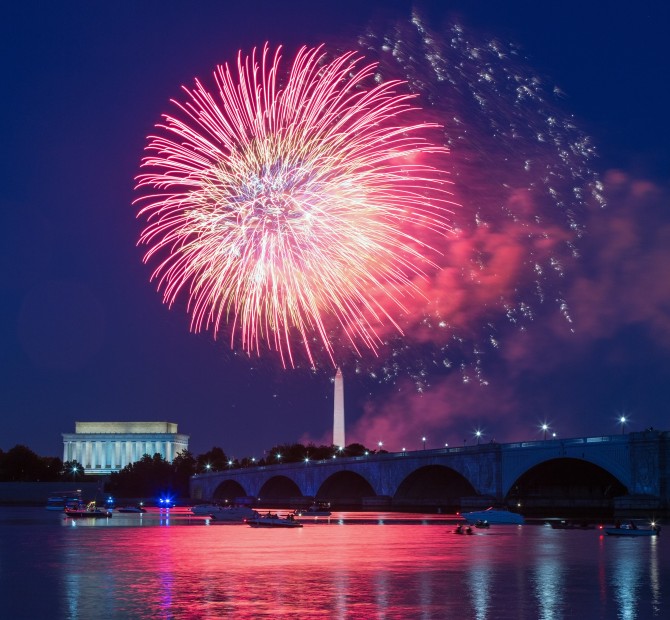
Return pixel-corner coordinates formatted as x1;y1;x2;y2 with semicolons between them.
64;501;112;519
604;521;660;537
460;507;524;525
190;503;225;516
293;502;332;517
209;505;260;522
454;524;473;535
549;520;594;530
246;512;303;528
474;520;490;529
116;505;146;513
190;503;257;517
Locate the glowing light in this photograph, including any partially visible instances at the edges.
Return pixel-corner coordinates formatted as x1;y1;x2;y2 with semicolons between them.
135;44;454;367
619;415;627;434
540;423;549;440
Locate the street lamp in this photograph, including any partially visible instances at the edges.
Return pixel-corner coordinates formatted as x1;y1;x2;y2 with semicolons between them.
475;430;482;445
619;416;627;435
541;423;549;440
422;436;426;450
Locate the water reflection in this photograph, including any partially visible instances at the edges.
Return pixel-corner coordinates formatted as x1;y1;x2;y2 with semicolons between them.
0;509;666;618
533;531;565;620
649;536;660;615
611;539;644;620
467;536;493;620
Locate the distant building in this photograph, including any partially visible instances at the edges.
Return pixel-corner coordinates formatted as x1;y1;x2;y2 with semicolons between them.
333;368;345;448
62;422;189;475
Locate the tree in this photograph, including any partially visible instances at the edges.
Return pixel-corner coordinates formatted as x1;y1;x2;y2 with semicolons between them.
172;450;197;495
196;447;228;472
306;444;338;460
62;460;85;481
106;453;173;498
344;443;369;457
42;456;64;481
266;443;309;463
0;445;48;481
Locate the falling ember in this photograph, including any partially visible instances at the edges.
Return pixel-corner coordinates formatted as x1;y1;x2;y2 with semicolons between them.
135;44;455;367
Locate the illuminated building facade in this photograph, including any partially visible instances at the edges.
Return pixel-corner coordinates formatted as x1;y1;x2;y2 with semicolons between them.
62;422;189;475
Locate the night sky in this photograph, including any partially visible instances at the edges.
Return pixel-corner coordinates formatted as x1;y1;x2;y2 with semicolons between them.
2;1;668;460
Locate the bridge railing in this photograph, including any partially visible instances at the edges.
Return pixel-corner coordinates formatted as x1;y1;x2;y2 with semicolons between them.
505;435;627;449
192;435;632;477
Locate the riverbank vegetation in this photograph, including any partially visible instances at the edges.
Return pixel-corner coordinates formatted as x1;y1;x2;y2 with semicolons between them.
0;442;383;498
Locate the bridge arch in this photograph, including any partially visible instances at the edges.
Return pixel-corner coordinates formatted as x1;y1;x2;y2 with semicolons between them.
316;470;375;506
501;439;632;497
212;479;248;501
508;457;628;515
394;465;478;508
258;475;302;501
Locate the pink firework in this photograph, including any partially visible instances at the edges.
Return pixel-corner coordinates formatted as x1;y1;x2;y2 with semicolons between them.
135;44;454;367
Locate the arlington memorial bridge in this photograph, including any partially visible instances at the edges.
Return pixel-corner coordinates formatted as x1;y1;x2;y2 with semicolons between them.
190;430;669;515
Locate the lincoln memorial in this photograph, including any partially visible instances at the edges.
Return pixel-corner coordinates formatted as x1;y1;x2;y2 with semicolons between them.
62;422;190;475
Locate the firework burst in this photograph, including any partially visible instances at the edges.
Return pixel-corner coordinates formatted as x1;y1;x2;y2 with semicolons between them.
135;44;454;367
347;14;603;389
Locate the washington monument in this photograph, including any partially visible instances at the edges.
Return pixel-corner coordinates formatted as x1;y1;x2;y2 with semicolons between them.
333;367;345;448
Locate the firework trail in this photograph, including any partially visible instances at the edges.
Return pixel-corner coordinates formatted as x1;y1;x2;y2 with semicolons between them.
349;13;604;390
135;44;455;367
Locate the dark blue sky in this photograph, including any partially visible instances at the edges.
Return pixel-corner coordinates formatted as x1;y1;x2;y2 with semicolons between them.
1;1;668;459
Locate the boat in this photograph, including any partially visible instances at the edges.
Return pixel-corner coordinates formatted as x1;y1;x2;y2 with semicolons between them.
64;501;112;519
454;524;473;535
474;519;490;529
190;503;258;518
460;507;525;525
294;502;332;517
209;505;260;522
116;505;146;513
604;521;660;537
549;519;594;530
46;490;82;511
246;512;303;528
190;503;231;516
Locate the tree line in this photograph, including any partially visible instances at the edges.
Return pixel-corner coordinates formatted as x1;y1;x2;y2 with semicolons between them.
0;442;384;499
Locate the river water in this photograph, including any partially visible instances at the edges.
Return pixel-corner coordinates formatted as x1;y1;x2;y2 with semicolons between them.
0;507;667;619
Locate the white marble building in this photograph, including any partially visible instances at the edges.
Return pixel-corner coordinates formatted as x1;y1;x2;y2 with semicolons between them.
62;422;190;475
